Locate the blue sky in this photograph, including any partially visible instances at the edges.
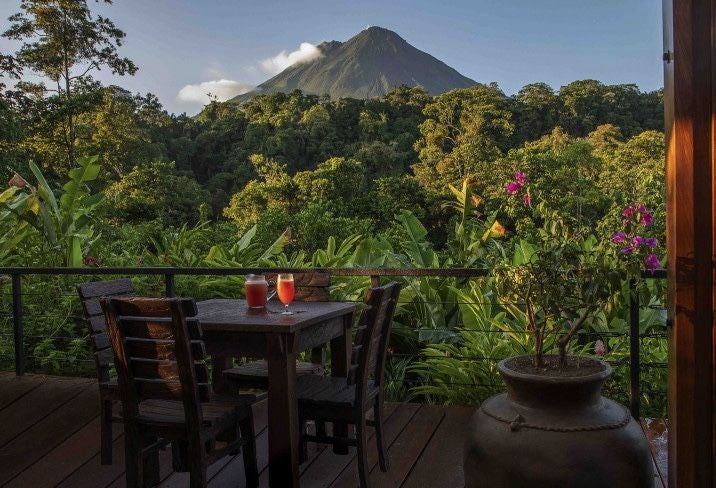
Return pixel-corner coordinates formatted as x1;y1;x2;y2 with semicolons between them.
0;0;663;114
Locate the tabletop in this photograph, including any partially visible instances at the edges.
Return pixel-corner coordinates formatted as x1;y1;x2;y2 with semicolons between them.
195;298;361;333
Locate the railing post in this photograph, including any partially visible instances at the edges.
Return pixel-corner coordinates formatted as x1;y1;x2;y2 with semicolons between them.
164;273;176;297
11;273;24;376
628;278;640;419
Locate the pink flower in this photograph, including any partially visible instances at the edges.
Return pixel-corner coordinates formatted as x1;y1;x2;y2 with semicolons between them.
611;232;627;244
637;204;647;213
644;253;661;272
622;206;634;219
522;193;532;207
640;211;653;227
515;170;528;185
622;245;634;254
644;237;658;248
594;339;606;357
632;235;645;247
506;181;522;195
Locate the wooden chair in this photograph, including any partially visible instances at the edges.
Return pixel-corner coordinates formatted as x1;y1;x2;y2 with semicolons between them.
223;271;331;388
77;278;135;465
102;296;259;488
295;282;401;488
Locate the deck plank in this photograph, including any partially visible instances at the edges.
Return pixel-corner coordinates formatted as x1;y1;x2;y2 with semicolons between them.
0;373;46;411
57;425;127;488
401;405;475;488
0;374;477;488
370;404;445;488
0;375;90;448
6;416;108;488
326;402;421;488
0;381;99;485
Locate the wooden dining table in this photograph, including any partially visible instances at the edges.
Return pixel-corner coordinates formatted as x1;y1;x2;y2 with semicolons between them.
195;298;360;488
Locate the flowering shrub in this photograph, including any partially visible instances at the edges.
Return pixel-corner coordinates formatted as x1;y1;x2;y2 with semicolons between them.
611;203;662;274
505;170;531;207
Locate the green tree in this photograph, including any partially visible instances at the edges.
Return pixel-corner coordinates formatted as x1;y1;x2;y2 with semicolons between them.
514;82;558;142
3;0;136;168
77;87;161;178
104;160;209;226
293;157;365;213
412;84;514;194
223;154;295;231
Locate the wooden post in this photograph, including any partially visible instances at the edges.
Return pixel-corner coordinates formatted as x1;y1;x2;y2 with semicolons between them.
663;0;715;485
164;273;176;297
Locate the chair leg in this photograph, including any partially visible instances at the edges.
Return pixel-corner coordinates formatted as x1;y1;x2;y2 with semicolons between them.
299;416;307;463
316;420;327;438
355;416;370;488
100;399;113;465
374;399;389;471
124;432;143;488
172;441;188;472
239;414;259;488
143;437;161;487
187;442;208;488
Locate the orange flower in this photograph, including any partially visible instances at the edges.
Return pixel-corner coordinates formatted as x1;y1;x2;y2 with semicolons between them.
489;221;506;237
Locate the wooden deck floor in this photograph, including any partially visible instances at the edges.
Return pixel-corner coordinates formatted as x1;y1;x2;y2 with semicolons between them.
0;373;473;487
0;372;668;487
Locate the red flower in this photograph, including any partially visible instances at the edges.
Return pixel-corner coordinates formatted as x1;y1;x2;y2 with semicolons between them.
83;255;100;267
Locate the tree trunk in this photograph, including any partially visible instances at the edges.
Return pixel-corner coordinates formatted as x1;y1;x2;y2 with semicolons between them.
62;9;75;167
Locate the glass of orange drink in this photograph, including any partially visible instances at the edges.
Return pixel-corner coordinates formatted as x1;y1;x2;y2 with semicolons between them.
276;273;295;315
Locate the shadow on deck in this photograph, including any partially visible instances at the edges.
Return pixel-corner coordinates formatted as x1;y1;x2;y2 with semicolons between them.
0;373;475;487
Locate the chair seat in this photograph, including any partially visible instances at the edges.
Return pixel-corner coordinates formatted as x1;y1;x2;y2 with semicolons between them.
135;394;253;432
223;360;324;386
296;375;378;408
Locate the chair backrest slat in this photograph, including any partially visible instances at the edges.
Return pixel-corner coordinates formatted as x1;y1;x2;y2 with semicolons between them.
349;282;401;405
102;297;210;427
77;279;135;384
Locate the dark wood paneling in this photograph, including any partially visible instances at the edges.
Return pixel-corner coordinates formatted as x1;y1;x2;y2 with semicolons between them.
665;0;716;486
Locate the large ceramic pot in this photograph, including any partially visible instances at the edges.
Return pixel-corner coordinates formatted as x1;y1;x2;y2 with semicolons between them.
463;355;653;487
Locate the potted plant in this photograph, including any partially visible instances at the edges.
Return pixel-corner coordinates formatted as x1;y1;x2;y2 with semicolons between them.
463;187;654;487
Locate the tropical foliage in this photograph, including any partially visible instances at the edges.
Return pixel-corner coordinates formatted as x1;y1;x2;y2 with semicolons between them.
0;0;667;416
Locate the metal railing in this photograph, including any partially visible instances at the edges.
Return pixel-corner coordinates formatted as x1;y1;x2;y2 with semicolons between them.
628;268;667;419
0;266;667;419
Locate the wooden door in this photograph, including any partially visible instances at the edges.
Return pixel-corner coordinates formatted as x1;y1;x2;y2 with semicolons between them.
664;0;716;486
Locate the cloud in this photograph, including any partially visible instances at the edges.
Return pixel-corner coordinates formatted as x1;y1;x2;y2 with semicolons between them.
176;79;254;104
259;42;323;75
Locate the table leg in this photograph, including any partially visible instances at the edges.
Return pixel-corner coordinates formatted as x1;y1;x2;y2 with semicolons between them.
211;355;233;394
330;313;353;454
267;333;300;488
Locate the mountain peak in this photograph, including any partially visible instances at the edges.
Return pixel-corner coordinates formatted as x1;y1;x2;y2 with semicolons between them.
231;27;477;103
360;26;403;38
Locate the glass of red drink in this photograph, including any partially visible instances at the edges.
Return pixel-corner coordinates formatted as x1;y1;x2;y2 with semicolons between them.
276;273;295;315
244;274;268;309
